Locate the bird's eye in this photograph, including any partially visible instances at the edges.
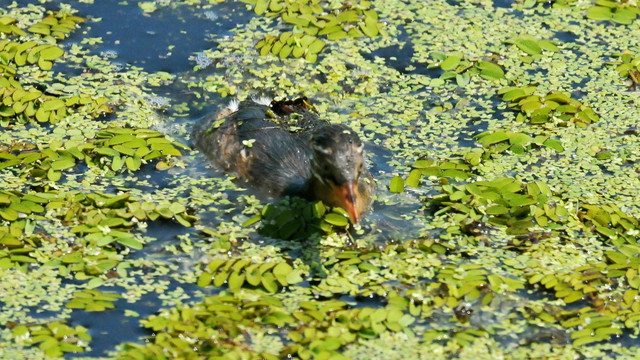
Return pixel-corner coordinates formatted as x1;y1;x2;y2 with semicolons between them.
326;173;337;185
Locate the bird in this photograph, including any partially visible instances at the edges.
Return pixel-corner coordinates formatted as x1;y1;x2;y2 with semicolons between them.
192;96;374;223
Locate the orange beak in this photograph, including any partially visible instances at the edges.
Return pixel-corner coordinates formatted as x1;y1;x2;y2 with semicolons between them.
332;182;361;223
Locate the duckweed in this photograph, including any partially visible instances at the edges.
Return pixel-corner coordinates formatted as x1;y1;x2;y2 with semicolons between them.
244;0;385;61
3;0;640;358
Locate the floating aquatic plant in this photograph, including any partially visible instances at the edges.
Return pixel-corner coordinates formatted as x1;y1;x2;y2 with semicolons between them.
476;129;564;157
27;11;84;40
397;158;473;193
610;50;640;90
197;258;304;292
118;289;413;360
4;0;640;358
256;31;326;63
244;0;385;61
499;86;599;128
65;289;121;312
1;190;197;278
0;13;105;126
431;52;505;85
506;35;560;57
432;177;562;236
0;77;111;125
586;0;640;25
0;127;188;181
11;321;91;358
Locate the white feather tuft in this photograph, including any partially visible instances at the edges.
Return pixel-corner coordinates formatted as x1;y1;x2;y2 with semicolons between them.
227;99;240;112
251;96;273;106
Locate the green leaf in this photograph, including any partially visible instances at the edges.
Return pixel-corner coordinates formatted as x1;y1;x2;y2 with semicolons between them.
95;147;120;157
117;237;143;250
538;40;559;52
107;134;137;145
283;14;310;27
543;139;564;152
509;133;533;146
292;45;306;58
325;213;349;227
476;61;504;80
327;30;348;41
405;169;421;188
245;264;262;286
285;271;303;284
0;208;18;221
360;16;379;37
111;155;124;171
255;0;267;15
606;251;627;264
50;158;75;170
125;156;142;171
502;88;527;101
307;39;325;54
516;39;541;55
486;205;509;215
0;106;16;117
587;6;613;21
43;99;65;111
273;262;293;286
477;131;509;146
520;100;543;113
39;46;64;61
47;168;61;181
261;272;279;293
440;55;462;71
197;272;212;287
113;145;136;156
228;271;245;289
38;57;53;70
316;337;342;351
612;10;636;24
390;176;404;193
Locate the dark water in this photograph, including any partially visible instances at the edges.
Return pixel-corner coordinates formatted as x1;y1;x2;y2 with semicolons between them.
54;0;250;73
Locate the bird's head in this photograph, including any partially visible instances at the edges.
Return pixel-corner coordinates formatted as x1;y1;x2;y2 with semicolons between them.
310;125;366;223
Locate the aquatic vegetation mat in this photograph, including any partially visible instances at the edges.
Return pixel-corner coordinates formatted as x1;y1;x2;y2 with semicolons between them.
2;0;640;359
